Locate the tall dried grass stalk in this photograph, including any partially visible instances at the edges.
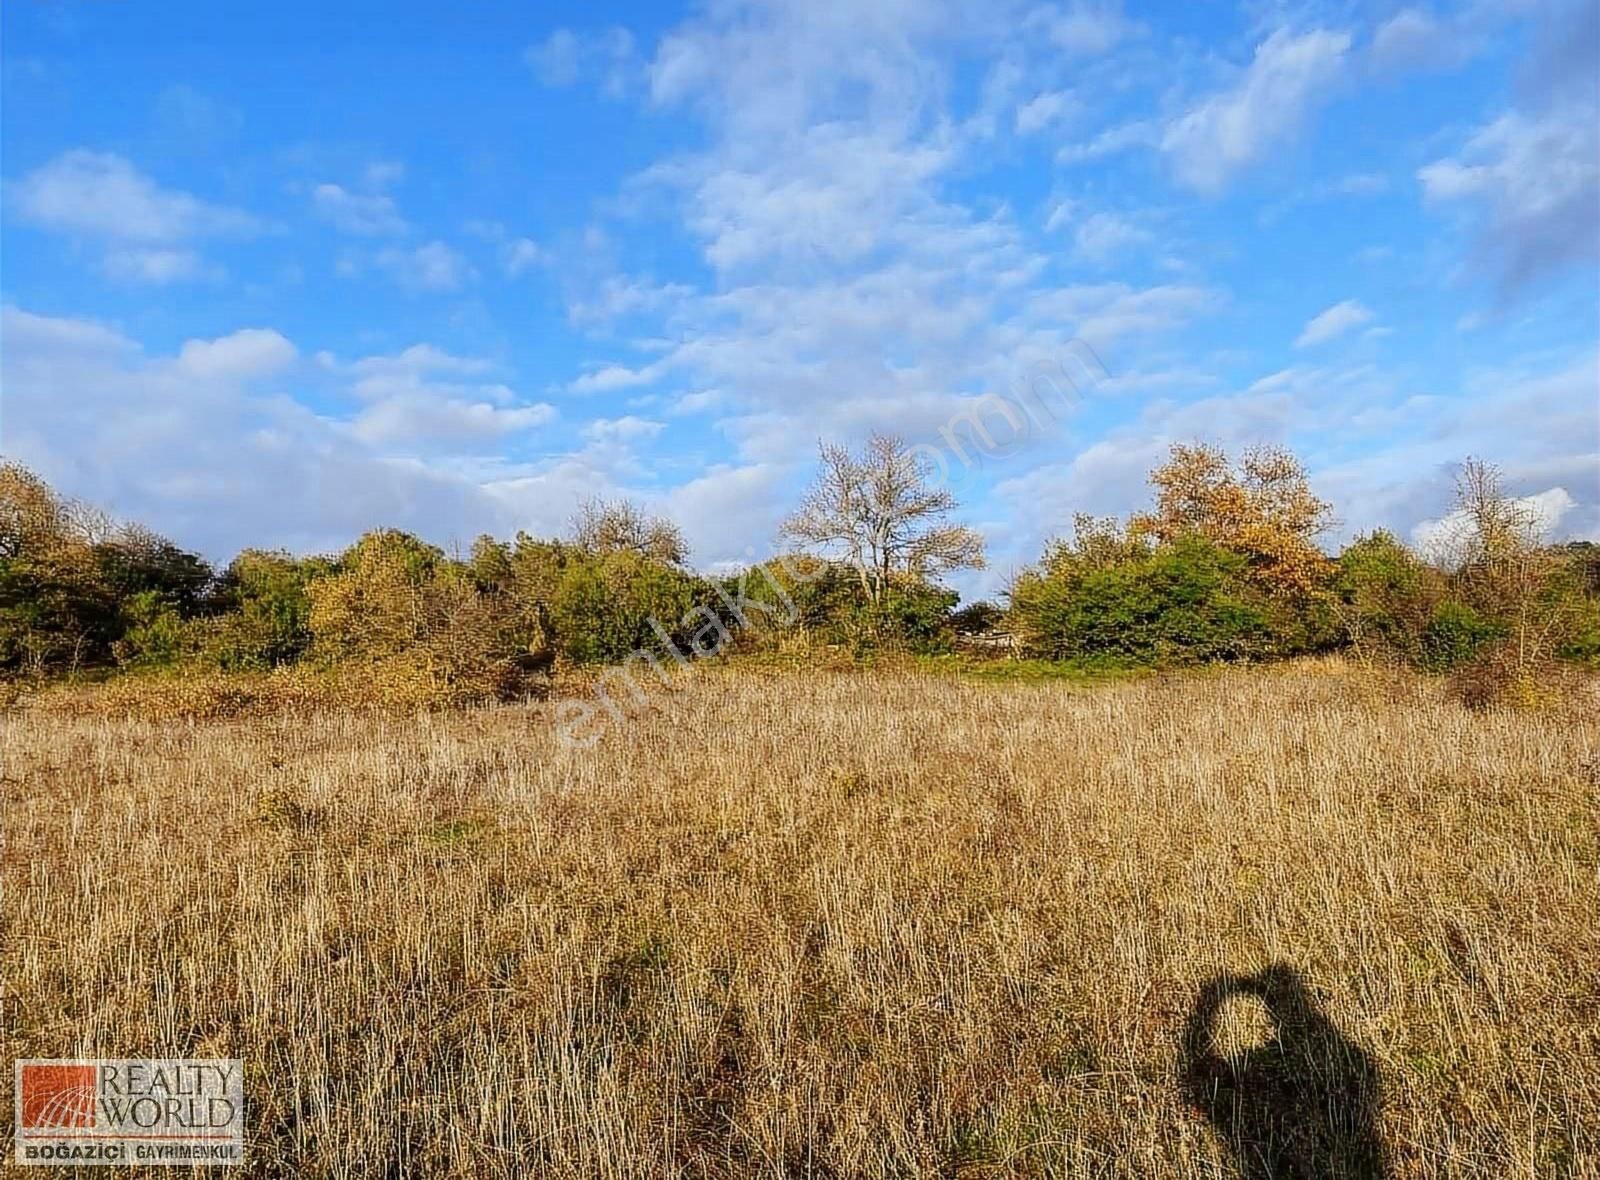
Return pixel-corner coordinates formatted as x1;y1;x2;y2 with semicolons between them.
3;662;1596;1176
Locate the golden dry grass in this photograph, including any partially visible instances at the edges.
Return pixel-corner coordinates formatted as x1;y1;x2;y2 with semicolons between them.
3;661;1597;1177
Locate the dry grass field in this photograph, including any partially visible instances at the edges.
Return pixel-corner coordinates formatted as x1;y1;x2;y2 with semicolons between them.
3;661;1598;1178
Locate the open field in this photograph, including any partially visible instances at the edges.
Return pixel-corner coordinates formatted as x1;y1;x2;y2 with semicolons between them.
3;662;1598;1178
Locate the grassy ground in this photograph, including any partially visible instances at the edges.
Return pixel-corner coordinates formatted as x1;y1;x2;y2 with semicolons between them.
3;661;1597;1177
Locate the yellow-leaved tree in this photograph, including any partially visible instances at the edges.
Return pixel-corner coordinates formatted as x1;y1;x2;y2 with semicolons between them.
1130;443;1334;596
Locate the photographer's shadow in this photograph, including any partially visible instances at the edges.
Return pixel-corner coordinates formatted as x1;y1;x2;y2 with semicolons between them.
1181;964;1390;1179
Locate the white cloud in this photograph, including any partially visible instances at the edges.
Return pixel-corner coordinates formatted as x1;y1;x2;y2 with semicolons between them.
1368;4;1505;75
0;307;526;557
1031;1;1138;56
526;26;637;97
1370;9;1450;73
503;238;542;276
151;85;242;147
1411;486;1578;560
1419;104;1599;293
1071;212;1150;264
374;241;475;292
1331;172;1389;196
310;182;408;235
664;462;793;569
1015;89;1077;135
350;396;555;447
1029;282;1215;343
1295;300;1374;347
9;150;261;242
584;0;1221;466
582;415;665;442
645;0;982;136
339;343;494;384
364;160;406;189
570;363;660;393
1161;28;1351;192
102;247;217;285
318;341;557;451
9;150;259;282
177;328;297;380
527;29;583;85
1057;119;1158;164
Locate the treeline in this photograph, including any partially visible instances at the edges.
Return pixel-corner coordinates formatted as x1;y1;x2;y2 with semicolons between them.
1008;446;1598;703
2;445;1595;707
0;463;955;701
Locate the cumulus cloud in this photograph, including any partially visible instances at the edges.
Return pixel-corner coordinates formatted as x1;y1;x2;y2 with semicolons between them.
1057;119;1158;165
1162;28;1351;192
177;328;297;380
570;363;661;394
1369;9;1456;73
151;85;243;149
546;0;1236;484
318;341;556;450
349;396;555;447
1295;300;1374;347
102;247;218;285
374;241;475;292
0;307;583;557
10;150;261;241
582;415;665;442
1030;1;1138;56
8;150;261;281
503;238;542;276
0;307;521;556
310;182;408;235
1411;486;1578;561
988;346;1600;597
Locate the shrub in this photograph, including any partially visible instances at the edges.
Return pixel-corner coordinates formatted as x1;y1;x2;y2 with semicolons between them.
308;530;444;662
847;581;958;655
719;558;958;656
1420;598;1504;673
112;590;189;668
950;600;1004;635
1334;531;1438;664
549;551;708;665
1010;535;1272;664
1446;641;1561;712
201;550;327;670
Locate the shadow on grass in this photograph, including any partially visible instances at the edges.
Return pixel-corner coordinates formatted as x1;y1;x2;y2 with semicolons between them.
1182;964;1390;1180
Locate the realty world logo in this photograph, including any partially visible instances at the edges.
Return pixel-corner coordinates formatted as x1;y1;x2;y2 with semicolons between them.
14;1059;244;1167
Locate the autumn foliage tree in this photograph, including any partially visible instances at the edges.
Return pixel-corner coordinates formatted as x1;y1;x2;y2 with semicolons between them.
1130;444;1334;596
0;461;217;675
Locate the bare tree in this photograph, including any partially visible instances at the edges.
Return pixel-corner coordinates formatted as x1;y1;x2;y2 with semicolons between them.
1448;457;1574;673
781;434;984;603
572;498;688;566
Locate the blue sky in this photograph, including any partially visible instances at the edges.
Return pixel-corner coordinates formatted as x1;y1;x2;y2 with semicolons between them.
2;0;1595;598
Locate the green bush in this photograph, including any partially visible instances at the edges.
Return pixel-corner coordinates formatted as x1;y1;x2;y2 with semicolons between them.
1010;534;1272;665
201;550;329;669
848;582;958;655
719;559;958;656
111;590;188;668
1333;531;1439;663
550;551;710;664
950;600;1003;635
1420;598;1504;672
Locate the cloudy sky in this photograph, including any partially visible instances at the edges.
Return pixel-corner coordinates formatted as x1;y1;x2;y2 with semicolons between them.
2;0;1595;597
